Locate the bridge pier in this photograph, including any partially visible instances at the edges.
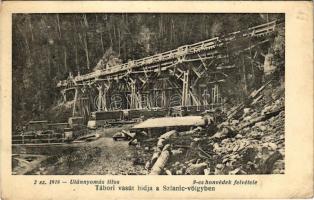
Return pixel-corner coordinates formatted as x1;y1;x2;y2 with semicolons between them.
127;78;142;109
96;82;110;111
57;21;280;117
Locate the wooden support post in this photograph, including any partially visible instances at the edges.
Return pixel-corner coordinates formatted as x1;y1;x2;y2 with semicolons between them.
61;90;67;102
128;79;140;109
181;70;190;106
162;78;168;108
130;82;136;109
189;89;201;107
96;82;110;111
103;87;108;111
202;89;210;106
103;82;110;111
137;92;142;109
72;87;78;116
97;84;103;111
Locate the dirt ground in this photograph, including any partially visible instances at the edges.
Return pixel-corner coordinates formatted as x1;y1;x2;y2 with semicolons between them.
16;125;149;175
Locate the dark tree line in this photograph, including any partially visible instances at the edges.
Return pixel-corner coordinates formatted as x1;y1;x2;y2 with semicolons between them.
12;13;282;126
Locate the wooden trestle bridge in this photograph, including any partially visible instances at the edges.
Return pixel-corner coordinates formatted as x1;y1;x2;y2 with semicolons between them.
57;20;282;120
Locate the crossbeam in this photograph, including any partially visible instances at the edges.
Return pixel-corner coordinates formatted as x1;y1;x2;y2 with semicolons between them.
57;20;278;88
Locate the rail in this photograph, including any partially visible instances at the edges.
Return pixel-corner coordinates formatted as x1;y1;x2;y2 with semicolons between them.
12;133;66;144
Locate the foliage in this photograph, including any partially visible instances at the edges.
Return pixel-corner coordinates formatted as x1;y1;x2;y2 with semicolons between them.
12;13;283;127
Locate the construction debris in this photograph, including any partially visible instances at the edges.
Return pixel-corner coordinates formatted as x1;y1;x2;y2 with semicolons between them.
134;81;285;175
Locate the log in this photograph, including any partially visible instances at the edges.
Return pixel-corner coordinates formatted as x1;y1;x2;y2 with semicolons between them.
159;130;177;140
155;130;176;152
150;145;171;175
227;81;272;120
151;151;161;166
239;107;284;129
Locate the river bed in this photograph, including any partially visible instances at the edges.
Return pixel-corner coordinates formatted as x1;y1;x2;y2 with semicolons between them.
13;126;150;175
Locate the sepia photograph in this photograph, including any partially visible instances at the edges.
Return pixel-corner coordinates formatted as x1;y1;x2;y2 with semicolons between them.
11;13;285;175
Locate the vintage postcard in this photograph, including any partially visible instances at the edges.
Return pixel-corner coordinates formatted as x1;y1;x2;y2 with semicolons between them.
0;1;313;199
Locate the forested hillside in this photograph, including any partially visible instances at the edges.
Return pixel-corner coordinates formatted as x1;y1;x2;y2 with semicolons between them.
12;13;283;126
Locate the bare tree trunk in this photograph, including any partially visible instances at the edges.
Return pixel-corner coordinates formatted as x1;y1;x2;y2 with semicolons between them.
113;23;116;41
17;25;33;66
75;44;79;71
79;33;90;70
159;15;163;37
83;14;89;27
84;36;90;70
27;15;34;41
73;16;80;73
183;18;187;41
104;16;113;47
170;18;173;46
79;16;90;70
118;28;121;55
108;30;113;47
46;47;51;78
56;14;62;40
100;32;105;55
64;46;67;72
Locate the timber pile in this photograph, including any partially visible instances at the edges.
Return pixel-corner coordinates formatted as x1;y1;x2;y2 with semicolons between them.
139;82;285;175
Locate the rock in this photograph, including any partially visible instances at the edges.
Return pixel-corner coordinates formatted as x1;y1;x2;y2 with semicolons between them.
231;120;239;125
235;134;243;139
255;122;265;127
171;149;183;156
261;146;269;155
259;126;267;131
262;106;272;115
204;168;211;175
243;116;252;121
251;112;258;118
214;164;225;175
228;168;241;175
186;162;208;175
185;158;197;165
213;143;220;150
176;170;183;175
268;142;277;151
260;151;283;174
242;147;258;163
232;145;239;152
165;169;172;175
216;164;224;169
243;108;251;114
272;159;284;174
145;161;151;170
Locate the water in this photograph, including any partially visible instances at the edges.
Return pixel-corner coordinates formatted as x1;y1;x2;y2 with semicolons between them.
14;126;150;175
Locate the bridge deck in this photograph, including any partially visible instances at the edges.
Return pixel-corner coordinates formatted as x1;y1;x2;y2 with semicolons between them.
58;20;278;87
